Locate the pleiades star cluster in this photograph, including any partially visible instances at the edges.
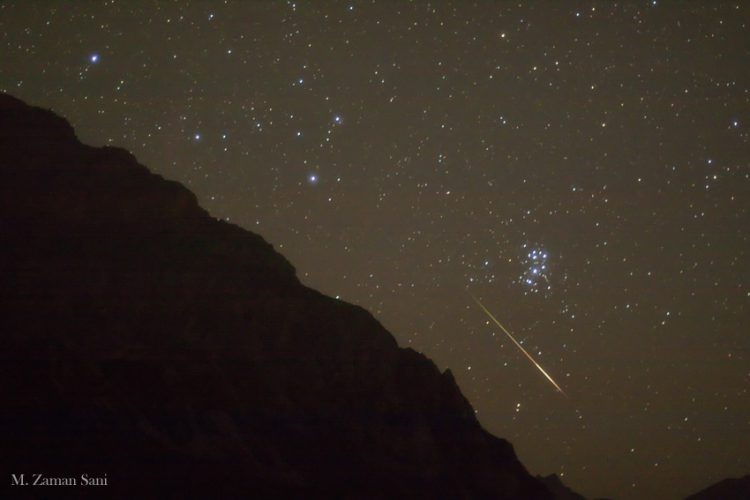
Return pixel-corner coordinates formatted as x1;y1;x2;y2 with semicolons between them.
2;2;748;499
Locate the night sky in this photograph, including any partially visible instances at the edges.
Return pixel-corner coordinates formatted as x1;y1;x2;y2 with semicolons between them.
2;2;748;498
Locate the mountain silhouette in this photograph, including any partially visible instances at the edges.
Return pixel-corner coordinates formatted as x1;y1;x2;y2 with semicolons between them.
685;475;750;500
536;474;589;500
0;93;560;498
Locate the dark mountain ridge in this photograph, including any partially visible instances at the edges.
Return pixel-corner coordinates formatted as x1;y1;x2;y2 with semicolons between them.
685;475;750;500
0;93;555;498
537;474;587;500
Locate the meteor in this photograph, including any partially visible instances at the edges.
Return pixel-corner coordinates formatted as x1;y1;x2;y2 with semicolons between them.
468;291;567;397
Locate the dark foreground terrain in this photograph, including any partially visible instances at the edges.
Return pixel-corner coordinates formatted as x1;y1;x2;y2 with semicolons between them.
0;93;559;498
685;475;750;500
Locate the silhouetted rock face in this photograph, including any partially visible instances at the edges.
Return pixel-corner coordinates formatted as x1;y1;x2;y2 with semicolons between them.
685;475;750;500
0;93;552;498
537;474;588;500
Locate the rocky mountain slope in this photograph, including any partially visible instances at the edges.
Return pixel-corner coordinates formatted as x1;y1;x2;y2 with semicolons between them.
0;93;554;498
537;475;588;500
685;475;750;500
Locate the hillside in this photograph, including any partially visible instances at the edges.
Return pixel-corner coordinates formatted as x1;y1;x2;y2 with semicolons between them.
685;475;750;500
0;93;553;498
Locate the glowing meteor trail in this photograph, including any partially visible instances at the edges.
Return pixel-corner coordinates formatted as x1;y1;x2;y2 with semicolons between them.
468;292;567;397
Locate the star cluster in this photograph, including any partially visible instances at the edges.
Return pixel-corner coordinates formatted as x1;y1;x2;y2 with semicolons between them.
518;246;552;294
1;2;748;499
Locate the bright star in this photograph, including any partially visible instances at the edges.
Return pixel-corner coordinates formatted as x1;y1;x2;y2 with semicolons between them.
89;54;99;64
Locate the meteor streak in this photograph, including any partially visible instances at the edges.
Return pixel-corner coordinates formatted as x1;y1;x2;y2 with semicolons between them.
468;291;567;397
